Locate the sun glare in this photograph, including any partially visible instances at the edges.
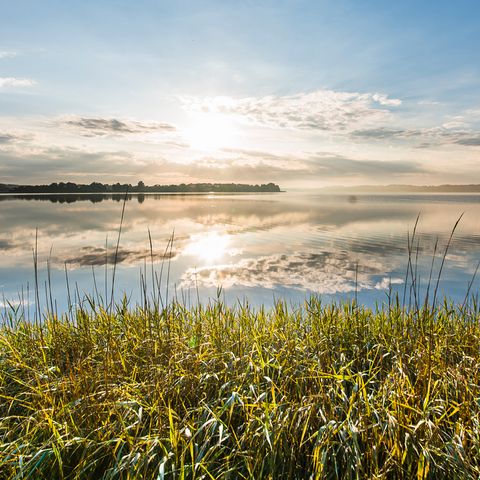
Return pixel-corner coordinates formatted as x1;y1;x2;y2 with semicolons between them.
183;232;230;263
184;113;237;151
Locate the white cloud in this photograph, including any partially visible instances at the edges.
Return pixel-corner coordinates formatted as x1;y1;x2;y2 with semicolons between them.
0;51;17;59
0;77;36;88
442;116;468;129
181;89;402;132
374;277;404;290
372;93;402;107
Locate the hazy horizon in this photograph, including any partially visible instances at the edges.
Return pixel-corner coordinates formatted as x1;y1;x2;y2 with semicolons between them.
1;1;479;187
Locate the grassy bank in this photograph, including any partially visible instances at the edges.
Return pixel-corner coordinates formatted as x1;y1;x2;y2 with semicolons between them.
0;299;479;479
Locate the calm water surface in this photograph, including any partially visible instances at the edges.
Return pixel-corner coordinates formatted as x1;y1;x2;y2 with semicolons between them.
1;192;479;313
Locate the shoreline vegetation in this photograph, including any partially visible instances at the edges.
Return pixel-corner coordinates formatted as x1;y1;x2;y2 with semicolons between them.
0;181;281;194
0;297;479;478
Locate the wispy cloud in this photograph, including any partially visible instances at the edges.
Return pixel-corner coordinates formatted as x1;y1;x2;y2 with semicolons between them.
351;127;480;148
0;51;16;59
351;128;413;140
62;116;176;137
182;89;402;132
0;133;17;144
0;77;36;88
454;135;480;146
0;146;147;181
306;152;426;176
205;148;427;179
0;130;35;146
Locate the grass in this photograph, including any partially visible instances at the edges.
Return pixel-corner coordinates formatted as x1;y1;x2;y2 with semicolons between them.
0;296;479;479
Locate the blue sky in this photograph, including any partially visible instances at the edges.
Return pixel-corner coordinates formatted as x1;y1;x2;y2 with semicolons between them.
1;0;479;186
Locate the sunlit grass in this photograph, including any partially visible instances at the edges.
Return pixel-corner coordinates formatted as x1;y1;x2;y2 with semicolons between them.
1;296;479;479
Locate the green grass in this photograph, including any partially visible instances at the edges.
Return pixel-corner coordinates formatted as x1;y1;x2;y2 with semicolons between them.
0;297;479;479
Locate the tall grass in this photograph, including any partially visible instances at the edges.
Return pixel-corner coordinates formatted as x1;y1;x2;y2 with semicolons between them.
0;296;479;479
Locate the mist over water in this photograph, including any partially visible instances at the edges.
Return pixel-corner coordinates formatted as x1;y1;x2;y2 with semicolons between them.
1;192;479;314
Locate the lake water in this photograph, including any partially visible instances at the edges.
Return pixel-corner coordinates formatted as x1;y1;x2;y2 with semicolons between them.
1;192;479;315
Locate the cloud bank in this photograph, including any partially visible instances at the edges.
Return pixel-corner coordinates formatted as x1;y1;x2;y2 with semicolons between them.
0;136;427;184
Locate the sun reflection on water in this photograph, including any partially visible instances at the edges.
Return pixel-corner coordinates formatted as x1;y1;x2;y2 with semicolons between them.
183;232;232;263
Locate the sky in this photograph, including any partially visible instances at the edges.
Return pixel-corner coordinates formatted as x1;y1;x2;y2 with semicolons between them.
1;0;479;188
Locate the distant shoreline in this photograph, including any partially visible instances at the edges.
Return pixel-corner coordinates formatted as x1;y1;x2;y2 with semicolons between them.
0;182;282;194
321;184;480;194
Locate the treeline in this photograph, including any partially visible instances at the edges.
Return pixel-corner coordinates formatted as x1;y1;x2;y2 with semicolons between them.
1;181;281;194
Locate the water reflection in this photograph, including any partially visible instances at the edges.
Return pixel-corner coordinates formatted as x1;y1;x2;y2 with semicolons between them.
181;250;400;294
0;192;479;311
183;233;238;263
65;246;177;267
0;193;139;204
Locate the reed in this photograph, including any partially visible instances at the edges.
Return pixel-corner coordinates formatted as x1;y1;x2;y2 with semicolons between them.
0;295;479;479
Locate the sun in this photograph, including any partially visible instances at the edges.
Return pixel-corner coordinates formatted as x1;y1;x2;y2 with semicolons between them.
183;112;237;152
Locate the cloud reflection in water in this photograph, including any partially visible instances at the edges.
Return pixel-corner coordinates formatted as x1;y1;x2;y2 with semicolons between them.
181;251;404;294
